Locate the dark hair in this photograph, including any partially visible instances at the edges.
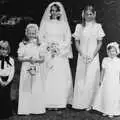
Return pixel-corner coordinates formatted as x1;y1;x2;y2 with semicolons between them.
107;45;117;54
82;5;96;27
107;46;113;51
50;4;61;20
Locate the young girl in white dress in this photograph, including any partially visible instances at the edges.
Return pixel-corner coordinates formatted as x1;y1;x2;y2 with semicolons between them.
72;5;105;110
0;40;15;119
38;2;73;111
93;42;120;118
17;24;46;115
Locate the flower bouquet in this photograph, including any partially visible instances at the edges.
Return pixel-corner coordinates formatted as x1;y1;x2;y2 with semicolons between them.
27;64;37;76
46;42;60;58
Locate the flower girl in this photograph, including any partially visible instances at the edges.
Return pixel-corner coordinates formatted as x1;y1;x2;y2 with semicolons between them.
0;40;15;119
17;23;46;115
93;42;120;117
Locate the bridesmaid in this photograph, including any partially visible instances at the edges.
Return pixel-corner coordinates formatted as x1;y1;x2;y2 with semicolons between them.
72;5;105;110
0;40;15;119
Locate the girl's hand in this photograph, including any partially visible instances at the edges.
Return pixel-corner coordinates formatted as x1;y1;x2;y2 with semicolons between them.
99;81;102;86
39;56;44;63
81;55;87;64
18;56;33;63
31;56;44;63
86;56;93;64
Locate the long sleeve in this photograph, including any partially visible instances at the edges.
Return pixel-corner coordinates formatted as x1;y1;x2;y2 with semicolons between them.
64;23;72;46
7;58;15;83
17;42;25;57
60;22;73;58
38;21;46;43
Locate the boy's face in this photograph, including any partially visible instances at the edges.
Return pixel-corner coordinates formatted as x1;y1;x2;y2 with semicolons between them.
108;47;117;58
1;48;8;56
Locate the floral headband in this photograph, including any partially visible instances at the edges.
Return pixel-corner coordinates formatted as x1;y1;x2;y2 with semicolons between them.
107;42;120;54
25;23;39;36
26;24;39;32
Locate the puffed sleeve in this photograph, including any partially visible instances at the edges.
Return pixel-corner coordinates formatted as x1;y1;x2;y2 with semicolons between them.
102;57;107;69
72;24;81;40
17;42;25;57
96;24;105;40
7;57;15;83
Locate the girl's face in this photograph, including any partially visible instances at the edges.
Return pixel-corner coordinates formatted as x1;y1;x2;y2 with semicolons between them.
84;6;95;22
26;27;37;40
108;46;117;58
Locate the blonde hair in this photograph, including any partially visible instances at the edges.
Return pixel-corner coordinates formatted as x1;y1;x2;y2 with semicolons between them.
0;40;11;54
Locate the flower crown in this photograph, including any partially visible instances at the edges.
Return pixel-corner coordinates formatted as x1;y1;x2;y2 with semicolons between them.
26;24;39;32
107;42;120;54
25;23;39;36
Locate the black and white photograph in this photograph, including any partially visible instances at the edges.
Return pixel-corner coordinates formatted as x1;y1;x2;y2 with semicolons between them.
0;0;120;120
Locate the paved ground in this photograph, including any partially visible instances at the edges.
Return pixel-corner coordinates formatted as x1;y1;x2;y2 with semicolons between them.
5;108;120;120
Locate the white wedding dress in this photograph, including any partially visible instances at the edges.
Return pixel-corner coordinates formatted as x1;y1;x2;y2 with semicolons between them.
40;20;73;108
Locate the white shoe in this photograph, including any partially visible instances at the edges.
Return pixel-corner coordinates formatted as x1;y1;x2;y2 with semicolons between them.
103;113;107;116
86;107;91;111
108;115;114;118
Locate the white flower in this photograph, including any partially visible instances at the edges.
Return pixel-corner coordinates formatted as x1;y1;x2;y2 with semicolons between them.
46;42;60;58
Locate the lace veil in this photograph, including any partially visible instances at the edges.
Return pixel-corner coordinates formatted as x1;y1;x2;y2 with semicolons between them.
38;2;71;40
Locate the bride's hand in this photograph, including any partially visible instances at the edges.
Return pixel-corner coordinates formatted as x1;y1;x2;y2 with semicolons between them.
80;55;87;64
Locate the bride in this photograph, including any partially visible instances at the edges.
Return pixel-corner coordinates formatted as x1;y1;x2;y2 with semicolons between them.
38;2;73;110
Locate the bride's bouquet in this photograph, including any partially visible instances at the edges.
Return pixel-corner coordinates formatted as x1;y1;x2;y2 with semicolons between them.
45;42;60;69
46;42;60;58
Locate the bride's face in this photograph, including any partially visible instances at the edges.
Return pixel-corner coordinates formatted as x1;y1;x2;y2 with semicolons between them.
50;4;61;20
